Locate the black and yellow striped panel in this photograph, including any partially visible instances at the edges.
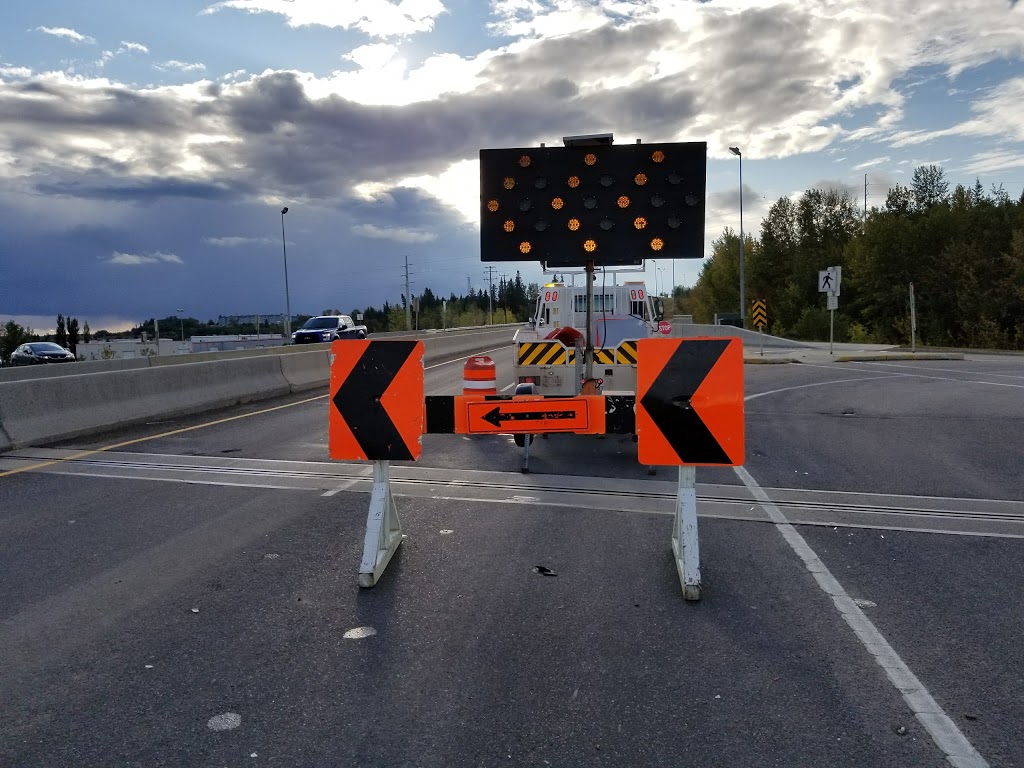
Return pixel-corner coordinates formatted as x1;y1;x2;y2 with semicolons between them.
616;340;638;364
567;348;616;365
517;342;568;366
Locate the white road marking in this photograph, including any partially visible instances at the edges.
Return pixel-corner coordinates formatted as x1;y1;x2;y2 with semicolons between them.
500;382;516;392
343;626;377;639
734;464;989;768
207;712;242;731
322;466;373;496
746;374;903;403
799;361;1024;389
854;361;1024;379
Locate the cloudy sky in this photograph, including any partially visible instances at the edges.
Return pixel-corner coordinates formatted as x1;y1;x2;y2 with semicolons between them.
2;0;1023;333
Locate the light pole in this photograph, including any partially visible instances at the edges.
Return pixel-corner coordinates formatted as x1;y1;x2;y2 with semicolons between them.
657;267;666;296
649;258;658;295
176;308;185;346
729;147;745;326
280;206;292;338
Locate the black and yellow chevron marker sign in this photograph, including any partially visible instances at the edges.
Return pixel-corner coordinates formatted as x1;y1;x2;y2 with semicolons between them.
752;299;767;330
517;342;569;366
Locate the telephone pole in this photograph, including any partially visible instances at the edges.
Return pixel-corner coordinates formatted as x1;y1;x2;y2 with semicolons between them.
404;255;413;331
484;266;498;325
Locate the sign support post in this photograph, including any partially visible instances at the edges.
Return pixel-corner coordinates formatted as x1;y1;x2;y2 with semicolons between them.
358;460;403;588
672;465;702;601
910;282;917;353
829;302;834;356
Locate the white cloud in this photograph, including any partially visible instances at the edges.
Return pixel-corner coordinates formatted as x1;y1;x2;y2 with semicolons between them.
106;251;184;266
35;26;95;44
156;60;207;72
202;0;446;38
853;156;890;170
352;223;437;243
122;41;150;54
203;236;276;246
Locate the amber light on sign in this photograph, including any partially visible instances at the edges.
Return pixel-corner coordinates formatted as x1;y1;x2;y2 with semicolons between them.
651;150;665;163
487;200;499;212
584;239;597;252
503;177;516;190
518;155;531;167
617;196;630;208
634;217;648;229
551;197;564;210
568;176;581;188
503;220;515;232
651;238;664;251
520;242;532;254
584;153;597;166
568;218;581;231
635;173;648;185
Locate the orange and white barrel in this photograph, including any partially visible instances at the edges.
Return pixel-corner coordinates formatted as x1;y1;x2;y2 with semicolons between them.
463;355;497;396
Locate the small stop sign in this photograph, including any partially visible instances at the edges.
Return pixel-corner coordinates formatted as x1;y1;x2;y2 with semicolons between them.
658;320;671;335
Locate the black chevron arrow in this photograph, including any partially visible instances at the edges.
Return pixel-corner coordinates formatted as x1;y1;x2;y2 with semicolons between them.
332;341;418;460
640;339;732;464
481;406;577;428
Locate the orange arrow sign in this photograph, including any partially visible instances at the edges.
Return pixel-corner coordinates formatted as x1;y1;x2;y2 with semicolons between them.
464;397;600;434
636;337;744;466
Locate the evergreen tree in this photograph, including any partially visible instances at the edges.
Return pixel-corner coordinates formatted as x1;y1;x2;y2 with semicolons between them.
67;317;80;355
55;314;68;348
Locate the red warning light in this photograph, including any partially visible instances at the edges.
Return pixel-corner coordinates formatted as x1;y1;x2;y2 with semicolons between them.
584;153;597;166
503;220;515;232
520;242;532;254
551;197;564;210
568;218;581;231
635;173;648;185
634;217;647;229
487;200;499;212
617;196;630;208
651;150;665;163
584;239;597;252
651;238;664;251
568;176;581;188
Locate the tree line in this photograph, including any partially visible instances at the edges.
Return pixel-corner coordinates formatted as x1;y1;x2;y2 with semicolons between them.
692;165;1024;349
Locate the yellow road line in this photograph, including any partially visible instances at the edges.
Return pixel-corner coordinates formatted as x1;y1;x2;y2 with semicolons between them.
0;394;327;479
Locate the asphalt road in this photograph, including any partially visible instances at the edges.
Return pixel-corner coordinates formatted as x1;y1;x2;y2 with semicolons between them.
1;348;1022;767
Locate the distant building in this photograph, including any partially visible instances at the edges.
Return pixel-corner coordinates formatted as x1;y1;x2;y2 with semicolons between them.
217;314;294;326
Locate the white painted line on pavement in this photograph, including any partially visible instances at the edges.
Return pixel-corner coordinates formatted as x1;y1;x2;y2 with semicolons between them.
853;361;1024;379
322;466;373;496
746;374;902;402
799;361;1024;389
734;464;988;768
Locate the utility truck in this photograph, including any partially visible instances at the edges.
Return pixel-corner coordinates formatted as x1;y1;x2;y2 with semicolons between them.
513;275;668;397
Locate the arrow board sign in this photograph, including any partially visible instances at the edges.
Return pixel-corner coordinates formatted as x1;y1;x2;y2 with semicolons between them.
329;340;425;461
466;398;592;434
636;337;744;466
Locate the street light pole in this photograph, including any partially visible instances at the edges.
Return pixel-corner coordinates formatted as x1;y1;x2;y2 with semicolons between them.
176;308;185;347
729;147;745;326
280;206;292;338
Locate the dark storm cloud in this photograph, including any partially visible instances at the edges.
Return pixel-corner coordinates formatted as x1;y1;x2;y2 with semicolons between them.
34;178;236;203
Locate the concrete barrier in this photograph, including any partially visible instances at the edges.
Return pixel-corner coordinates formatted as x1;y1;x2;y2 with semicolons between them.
279;350;332;392
0;328;520;451
0;356;291;449
0;357;149;383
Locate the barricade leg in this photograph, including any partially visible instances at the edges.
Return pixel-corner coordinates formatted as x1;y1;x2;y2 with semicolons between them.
671;465;702;601
358;460;403;588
